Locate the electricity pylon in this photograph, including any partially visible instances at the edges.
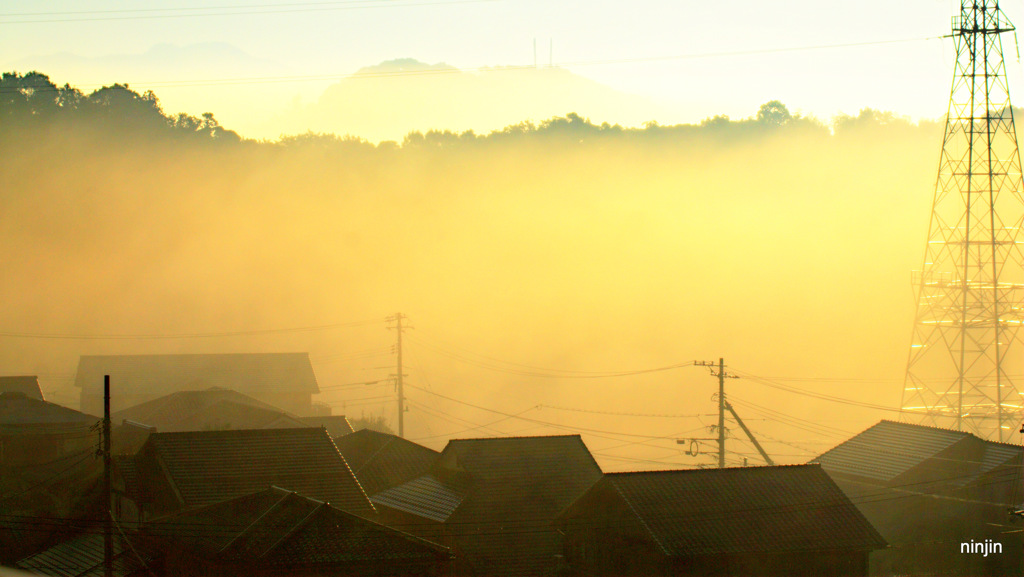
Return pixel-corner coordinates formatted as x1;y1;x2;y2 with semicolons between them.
902;1;1024;443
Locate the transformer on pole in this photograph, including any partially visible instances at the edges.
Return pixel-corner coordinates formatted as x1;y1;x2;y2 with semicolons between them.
902;1;1024;442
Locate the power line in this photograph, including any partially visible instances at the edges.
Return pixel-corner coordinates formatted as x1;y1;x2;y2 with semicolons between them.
0;318;380;340
539;404;703;418
731;368;904;413
556;35;951;68
409;405;538;441
409;334;693;379
0;0;497;24
405;382;699;441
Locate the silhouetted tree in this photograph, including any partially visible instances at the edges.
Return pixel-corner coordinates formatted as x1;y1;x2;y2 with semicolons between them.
757;100;792;127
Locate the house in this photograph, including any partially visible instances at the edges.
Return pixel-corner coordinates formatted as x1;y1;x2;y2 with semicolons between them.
138;486;449;577
557;464;886;577
117;427;374;522
334;428;439;495
0;376;44;401
373;434;604;576
0;394;103;562
811;420;1023;576
74;353;320;416
0;392;98;466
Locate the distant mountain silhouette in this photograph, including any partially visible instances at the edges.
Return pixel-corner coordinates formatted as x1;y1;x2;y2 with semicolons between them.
273;58;669;142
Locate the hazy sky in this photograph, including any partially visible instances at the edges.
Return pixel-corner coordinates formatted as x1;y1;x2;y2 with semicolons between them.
3;1;1021;465
1;0;1008;139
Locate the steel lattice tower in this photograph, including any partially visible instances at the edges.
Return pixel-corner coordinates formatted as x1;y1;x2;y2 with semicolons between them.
902;1;1024;443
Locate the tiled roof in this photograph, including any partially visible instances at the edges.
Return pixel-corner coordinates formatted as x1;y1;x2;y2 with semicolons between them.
0;394;98;427
812;420;970;481
299;415;355;438
438;435;604;576
335;429;439;495
0;376;43;400
146;487;447;568
141;427;374;515
589;464;887;556
371;474;465;522
17;530;152;577
74;353;319;394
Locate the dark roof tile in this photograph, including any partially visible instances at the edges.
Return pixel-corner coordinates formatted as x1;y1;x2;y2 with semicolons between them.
142;427;374;515
335;429;439;495
812;420;970;481
147;487;447;567
586;464;887;556
0;395;98;427
17;530;152;577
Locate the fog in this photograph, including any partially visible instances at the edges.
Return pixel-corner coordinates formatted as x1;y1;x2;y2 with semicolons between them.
0;81;948;469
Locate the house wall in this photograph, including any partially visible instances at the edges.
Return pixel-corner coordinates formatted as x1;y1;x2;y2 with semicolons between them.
0;430;94;466
559;483;667;577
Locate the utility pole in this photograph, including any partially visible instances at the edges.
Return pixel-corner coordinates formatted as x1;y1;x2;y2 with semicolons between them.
686;359;733;469
716;358;725;468
680;359;773;468
103;375;112;577
387;313;409;438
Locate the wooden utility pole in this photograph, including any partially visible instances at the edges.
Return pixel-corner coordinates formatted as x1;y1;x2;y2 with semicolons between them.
679;358;773;468
716;358;725;468
103;375;112;577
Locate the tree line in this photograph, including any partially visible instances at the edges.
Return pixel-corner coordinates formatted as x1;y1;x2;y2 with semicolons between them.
1;70;947;151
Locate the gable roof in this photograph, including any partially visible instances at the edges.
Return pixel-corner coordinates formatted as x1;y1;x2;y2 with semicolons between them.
112;388;308;432
74;353;319;394
0;376;43;401
440;434;603;482
145;487;447;568
435;435;605;576
139;427;373;515
572;464;886;556
334;429;440;495
438;435;603;517
298;415;355;438
811;420;1014;483
0;394;98;428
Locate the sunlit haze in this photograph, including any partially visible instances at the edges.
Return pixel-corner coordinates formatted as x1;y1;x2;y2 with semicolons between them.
1;0;1019;473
